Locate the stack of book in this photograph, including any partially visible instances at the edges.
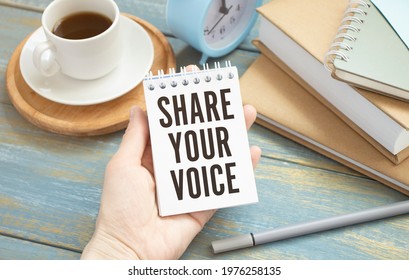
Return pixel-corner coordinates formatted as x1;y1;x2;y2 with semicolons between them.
241;0;409;194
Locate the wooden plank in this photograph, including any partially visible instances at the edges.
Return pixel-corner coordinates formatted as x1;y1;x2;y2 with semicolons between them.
0;234;80;260
182;156;409;260
0;103;336;244
0;103;115;251
1;102;408;259
0;6;41;104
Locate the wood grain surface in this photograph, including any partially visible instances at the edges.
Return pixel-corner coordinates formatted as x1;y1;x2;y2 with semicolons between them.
1;0;408;260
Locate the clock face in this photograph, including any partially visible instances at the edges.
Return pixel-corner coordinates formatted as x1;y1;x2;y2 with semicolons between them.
203;0;256;47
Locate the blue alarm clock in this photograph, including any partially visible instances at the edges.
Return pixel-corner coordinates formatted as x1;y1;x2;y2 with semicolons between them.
167;0;261;65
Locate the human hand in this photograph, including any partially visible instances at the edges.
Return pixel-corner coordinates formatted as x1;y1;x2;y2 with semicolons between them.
81;100;261;260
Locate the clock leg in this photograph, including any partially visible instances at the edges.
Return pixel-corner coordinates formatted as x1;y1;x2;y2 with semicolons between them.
200;53;209;66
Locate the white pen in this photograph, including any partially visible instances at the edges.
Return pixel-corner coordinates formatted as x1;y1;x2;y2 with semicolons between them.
211;200;409;254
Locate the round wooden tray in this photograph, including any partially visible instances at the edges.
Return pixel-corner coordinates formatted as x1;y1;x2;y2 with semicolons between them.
6;14;175;136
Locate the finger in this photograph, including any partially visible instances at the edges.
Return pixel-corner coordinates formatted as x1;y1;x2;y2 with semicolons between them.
189;209;217;228
185;64;200;72
250;145;262;169
243;104;257;130
117;106;149;162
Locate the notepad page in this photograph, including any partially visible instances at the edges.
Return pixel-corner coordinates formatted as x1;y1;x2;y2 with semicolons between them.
143;66;258;216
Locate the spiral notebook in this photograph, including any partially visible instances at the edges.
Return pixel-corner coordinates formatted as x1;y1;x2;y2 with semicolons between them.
324;0;409;101
143;64;258;216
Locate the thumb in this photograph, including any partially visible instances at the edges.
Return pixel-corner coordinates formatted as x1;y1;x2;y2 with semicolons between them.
117;106;149;163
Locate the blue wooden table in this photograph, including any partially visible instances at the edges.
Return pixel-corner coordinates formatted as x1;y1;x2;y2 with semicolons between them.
1;0;409;260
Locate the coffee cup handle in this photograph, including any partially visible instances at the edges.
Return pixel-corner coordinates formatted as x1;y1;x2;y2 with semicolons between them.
33;41;61;77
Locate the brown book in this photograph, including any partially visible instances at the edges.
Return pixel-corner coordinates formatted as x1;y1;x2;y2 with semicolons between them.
256;0;409;164
241;55;409;195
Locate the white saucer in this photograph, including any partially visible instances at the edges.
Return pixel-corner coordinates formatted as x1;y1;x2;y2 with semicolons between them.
19;15;154;106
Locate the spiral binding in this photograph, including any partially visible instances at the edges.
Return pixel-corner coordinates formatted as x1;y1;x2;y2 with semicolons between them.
145;61;235;91
324;0;371;72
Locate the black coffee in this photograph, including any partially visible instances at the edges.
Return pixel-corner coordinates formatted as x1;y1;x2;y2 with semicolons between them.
53;12;112;40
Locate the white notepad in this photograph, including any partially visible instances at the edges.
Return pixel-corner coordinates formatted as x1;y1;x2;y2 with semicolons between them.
143;64;258;216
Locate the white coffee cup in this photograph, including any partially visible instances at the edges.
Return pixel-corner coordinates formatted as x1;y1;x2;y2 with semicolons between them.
33;0;122;80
